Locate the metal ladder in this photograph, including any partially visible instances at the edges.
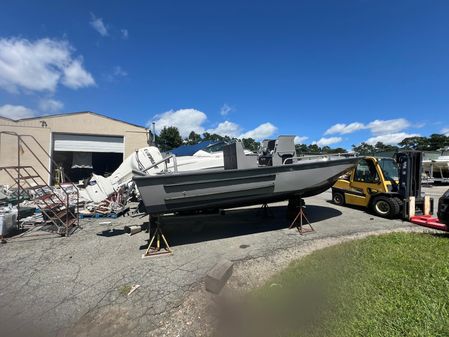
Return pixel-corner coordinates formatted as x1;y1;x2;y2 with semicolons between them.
0;131;80;236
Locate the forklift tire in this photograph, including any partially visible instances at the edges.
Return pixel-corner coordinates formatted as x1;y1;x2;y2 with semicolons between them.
332;192;345;206
372;196;400;218
393;197;404;208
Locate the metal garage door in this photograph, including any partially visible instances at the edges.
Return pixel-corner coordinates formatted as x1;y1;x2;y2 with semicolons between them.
53;133;124;153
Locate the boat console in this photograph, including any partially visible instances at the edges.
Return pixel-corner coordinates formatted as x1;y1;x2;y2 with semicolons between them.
223;135;297;170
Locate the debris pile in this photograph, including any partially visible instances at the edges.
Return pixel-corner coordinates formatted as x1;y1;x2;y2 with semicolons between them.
0;180;133;239
79;185;132;218
0;146;168;237
0;204;18;240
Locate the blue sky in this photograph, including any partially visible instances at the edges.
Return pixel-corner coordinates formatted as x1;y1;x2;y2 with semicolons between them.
0;0;449;149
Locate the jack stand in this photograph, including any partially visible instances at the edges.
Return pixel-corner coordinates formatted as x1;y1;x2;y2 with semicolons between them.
288;199;314;235
257;203;273;218
142;216;172;258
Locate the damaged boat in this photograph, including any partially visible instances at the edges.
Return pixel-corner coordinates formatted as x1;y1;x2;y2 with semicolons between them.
133;136;359;215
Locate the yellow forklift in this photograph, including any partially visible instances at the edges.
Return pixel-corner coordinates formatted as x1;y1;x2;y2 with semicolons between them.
332;151;429;218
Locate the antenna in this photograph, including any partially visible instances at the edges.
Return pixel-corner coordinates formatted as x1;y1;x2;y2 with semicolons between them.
152;122;156;144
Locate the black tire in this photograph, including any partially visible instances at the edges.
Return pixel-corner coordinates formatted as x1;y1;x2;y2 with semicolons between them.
332;192;345;206
372;196;400;218
393;197;404;210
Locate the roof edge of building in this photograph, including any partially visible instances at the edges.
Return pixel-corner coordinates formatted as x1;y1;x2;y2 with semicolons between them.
6;111;147;129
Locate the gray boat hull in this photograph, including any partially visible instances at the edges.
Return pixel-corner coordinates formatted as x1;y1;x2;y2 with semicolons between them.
133;157;358;215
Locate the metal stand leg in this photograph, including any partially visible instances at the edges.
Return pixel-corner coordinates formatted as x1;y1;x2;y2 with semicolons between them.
288;199;314;235
142;216;172;258
257;203;273;218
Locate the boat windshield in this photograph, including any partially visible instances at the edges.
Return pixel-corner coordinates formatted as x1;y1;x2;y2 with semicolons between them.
203;142;226;153
378;158;399;181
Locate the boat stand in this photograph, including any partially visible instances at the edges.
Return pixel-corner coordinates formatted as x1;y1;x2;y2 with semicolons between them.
289;199;314;235
142;216;172;258
257;203;273;218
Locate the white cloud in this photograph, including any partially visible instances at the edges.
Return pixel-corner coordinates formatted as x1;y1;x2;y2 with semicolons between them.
313;137;343;147
210;121;278;140
324;118;419;146
113;66;127;77
325;122;365;135
240;122;277;140
367;118;410;135
121;29;129;39
324;118;411;137
150;108;277;140
0;104;34;119
90;13;108;36
294;136;308;144
62;58;95;89
38;98;63;113
0;37;95;93
207;121;241;137
365;132;420;145
105;66;128;82
220;104;232;116
441;127;449;136
151;109;207;137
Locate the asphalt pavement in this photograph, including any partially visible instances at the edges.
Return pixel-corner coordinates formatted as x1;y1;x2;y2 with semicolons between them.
0;186;446;337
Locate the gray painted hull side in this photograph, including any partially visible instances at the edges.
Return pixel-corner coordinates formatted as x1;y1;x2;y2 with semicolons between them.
133;157;358;215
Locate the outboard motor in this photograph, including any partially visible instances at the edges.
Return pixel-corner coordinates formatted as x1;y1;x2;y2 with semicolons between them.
438;189;449;225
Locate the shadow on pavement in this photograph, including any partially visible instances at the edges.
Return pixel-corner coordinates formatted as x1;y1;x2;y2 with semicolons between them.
325;199;369;214
139;204;342;248
96;228;126;237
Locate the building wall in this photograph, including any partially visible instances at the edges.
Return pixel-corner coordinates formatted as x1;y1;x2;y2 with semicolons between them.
124;130;150;155
0;122;52;186
0;113;148;185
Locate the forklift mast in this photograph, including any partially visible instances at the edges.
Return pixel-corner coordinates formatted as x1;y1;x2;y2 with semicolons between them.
395;151;422;200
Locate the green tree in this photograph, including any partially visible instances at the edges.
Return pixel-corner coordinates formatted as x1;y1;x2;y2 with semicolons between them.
326;147;348;154
187;131;202;145
428;134;449;151
374;142;399;153
157;126;183;151
307;144;321;153
202;132;224;142
399;136;429;150
223;135;238;143
321;146;332;153
295;144;308;155
352;142;376;155
241;138;260;152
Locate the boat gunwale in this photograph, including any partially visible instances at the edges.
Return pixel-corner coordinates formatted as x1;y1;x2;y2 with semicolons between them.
132;157;359;182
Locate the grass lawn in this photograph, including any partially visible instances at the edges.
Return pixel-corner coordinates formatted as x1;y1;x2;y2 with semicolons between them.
246;232;449;337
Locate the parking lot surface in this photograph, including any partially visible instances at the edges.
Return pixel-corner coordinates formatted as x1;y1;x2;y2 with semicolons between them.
0;186;446;337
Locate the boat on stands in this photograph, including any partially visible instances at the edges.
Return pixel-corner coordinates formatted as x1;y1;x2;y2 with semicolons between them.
422;147;449;183
133;136;359;215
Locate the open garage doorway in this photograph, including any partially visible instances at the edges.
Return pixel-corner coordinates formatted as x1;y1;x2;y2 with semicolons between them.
51;133;124;185
52;151;123;184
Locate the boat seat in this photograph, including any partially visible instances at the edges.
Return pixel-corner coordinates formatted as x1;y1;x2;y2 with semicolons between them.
223;142;259;170
272;136;296;166
258;155;272;166
258;140;276;166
